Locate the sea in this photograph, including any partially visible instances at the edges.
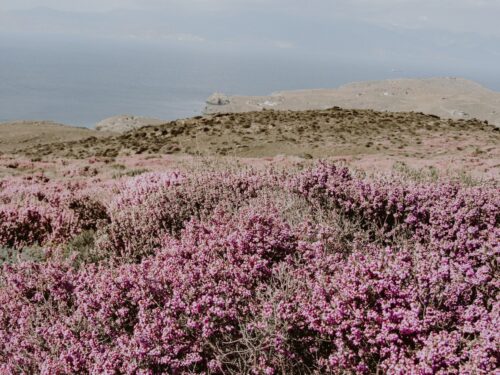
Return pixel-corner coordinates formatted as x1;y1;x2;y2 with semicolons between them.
1;33;499;128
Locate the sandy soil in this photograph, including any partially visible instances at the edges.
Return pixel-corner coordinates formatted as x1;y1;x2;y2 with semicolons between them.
204;77;500;127
0;121;113;154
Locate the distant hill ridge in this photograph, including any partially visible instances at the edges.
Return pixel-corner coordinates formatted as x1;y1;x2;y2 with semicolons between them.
204;77;500;128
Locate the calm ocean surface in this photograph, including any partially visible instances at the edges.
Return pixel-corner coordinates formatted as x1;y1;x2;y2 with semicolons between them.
1;34;498;128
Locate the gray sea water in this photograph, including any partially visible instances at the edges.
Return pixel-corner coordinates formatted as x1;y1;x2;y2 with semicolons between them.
1;33;499;128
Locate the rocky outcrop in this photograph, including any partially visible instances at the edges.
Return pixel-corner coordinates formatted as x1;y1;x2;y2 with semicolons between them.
206;93;230;106
95;115;165;133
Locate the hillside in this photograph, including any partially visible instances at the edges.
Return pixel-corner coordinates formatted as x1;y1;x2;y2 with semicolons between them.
95;115;166;133
1;108;498;374
0;120;113;154
16;107;500;177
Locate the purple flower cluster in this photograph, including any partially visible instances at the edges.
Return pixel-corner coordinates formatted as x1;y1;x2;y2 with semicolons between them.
0;175;108;249
0;163;498;373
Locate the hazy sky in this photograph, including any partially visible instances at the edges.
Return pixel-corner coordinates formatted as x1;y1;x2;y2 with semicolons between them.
1;0;499;37
0;0;499;87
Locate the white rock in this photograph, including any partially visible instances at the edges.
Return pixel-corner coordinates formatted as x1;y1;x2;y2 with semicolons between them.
206;93;230;106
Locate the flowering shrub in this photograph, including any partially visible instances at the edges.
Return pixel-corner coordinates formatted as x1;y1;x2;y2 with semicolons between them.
0;162;498;373
292;163;499;250
93;169;288;262
0;176;108;249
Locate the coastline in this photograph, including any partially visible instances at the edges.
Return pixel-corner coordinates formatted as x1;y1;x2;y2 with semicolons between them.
2;77;500;133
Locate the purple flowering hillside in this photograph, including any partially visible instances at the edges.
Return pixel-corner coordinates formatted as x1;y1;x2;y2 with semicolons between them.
0;162;498;374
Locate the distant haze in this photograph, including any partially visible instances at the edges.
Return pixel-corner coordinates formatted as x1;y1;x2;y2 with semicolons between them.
0;1;499;126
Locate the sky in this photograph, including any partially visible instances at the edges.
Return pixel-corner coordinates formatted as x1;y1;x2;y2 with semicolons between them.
0;0;499;86
1;0;499;36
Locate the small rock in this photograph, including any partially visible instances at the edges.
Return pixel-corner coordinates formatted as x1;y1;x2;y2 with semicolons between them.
452;110;470;118
206;93;230;106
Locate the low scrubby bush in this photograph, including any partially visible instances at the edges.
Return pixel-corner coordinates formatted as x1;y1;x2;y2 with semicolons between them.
0;162;497;373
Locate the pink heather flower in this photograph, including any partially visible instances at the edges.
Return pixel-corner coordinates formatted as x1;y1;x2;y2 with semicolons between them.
0;162;497;373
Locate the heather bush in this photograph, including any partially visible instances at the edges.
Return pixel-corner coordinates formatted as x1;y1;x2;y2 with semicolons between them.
292;163;499;248
0;177;108;249
0;162;498;374
95;169;283;262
